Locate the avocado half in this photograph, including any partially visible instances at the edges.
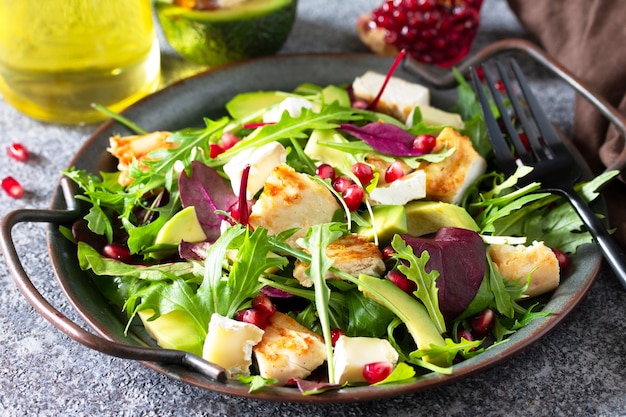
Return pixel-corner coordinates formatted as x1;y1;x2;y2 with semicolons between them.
156;0;298;66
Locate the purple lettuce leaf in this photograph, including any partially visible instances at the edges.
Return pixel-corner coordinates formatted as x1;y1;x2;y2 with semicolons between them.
400;227;486;321
339;122;421;156
178;160;237;242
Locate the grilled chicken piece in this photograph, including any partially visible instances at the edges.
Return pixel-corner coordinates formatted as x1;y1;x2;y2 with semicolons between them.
293;234;386;287
253;312;326;385
248;164;340;247
108;131;174;186
488;241;560;297
421;127;486;204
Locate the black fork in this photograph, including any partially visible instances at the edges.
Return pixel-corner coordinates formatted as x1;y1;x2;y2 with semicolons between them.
470;58;626;289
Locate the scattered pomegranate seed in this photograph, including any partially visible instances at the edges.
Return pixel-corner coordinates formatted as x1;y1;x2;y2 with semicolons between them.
251;294;277;316
552;248;571;270
386;269;417;294
412;134;437;154
330;328;345;346
363;361;393;384
235;308;270;329
209;143;224;158
384;161;405;183
316;163;336;181
332;176;354;193
7;142;29;161
352;162;374;186
102;243;132;263
342;184;364;211
469;308;495;339
221;132;240;150
494;80;506;93
1;176;24;198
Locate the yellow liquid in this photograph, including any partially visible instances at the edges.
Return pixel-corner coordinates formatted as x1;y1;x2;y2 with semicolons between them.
0;0;161;124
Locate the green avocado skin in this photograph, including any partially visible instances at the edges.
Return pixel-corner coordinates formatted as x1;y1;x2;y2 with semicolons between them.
156;0;298;66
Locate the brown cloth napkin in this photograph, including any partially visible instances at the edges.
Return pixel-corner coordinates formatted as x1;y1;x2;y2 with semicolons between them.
507;0;626;251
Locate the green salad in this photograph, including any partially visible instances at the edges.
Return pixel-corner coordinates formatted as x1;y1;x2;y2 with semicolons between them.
62;66;613;395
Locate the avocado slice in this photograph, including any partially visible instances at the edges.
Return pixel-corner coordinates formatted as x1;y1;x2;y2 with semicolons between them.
356;205;407;245
226;91;285;120
138;309;204;356
358;274;447;366
155;206;208;245
405;201;479;237
304;128;356;173
155;0;297;66
322;85;351;108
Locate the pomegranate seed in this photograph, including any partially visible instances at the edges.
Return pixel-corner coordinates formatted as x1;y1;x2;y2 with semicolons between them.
386;269;416;294
412;134;436;154
457;328;474;342
332;176;354;193
316;163;336;181
102;243;132;263
221;132;240;150
7;142;29;161
552;248;571;270
352;99;369;109
363;361;393;384
330;328;345;346
209;143;224;158
235;308;270;329
384;161;405;183
342;184;364;211
495;80;506;92
469;308;495;339
351;162;374;186
251;294;277;316
1;176;24;198
381;245;396;261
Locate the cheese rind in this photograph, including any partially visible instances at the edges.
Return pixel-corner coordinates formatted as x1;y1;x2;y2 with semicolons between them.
202;313;264;379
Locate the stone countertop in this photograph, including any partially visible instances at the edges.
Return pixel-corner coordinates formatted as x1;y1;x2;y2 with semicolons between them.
1;1;625;416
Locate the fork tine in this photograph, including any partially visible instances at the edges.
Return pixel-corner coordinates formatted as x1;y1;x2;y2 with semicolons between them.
495;60;548;161
509;59;563;150
483;65;534;165
470;67;517;174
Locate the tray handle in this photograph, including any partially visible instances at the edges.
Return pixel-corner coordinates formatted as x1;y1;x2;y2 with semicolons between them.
403;38;626;173
0;177;226;383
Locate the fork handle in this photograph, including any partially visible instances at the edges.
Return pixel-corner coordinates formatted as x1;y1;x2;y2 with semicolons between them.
558;187;626;289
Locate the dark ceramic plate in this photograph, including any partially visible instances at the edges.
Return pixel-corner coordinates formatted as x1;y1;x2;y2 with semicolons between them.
29;53;603;402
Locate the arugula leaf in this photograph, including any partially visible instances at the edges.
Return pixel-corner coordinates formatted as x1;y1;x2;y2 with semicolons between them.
409;337;482;370
78;242;204;281
295;222;345;385
373;362;416;386
390;235;446;334
212;102;363;165
238;375;278;393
